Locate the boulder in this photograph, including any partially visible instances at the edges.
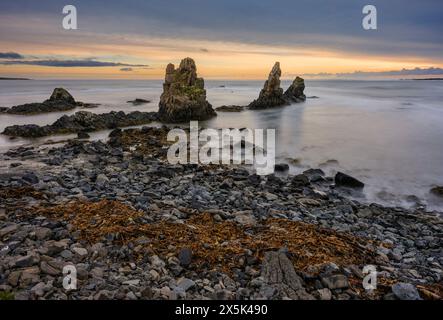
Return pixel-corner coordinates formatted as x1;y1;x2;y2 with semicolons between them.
284;76;306;102
334;172;364;189
158;57;216;122
248;62;288;109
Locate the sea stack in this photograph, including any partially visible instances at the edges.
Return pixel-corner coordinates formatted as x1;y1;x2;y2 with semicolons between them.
158;57;216;123
284;76;306;102
248;62;288;109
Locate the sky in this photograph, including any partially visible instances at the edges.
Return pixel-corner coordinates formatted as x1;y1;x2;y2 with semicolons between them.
0;0;442;79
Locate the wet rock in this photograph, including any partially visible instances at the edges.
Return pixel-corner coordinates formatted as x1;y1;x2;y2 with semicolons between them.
284;76;306;102
391;283;421;300
158;57;216;122
274;163;289;172
77;131;90;139
178;248;193;267
22;172;39;184
248;62;288;110
292;174;310;187
334;172;364;189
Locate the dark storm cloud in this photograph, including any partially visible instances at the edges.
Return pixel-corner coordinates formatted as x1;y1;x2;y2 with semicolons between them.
0;52;24;59
1;1;442;60
0;59;149;67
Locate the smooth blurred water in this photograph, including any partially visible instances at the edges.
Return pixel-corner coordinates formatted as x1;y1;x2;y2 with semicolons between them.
1;79;443;210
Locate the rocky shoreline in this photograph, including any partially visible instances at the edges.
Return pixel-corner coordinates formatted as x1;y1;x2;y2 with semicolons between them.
0;126;442;300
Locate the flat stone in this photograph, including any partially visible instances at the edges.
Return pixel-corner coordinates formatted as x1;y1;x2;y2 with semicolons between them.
40;261;60;276
12;254;39;268
123;279;141;286
45;240;68;256
321;274;349;290
0;224;18;238
34;227;52;240
72;247;88;257
177;278;195;291
392;283;421;300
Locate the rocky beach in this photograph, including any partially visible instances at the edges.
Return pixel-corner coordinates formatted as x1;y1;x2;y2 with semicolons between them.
0;58;442;301
0;125;442;300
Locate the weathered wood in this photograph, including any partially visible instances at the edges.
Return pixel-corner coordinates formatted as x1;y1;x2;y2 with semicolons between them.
261;251;314;300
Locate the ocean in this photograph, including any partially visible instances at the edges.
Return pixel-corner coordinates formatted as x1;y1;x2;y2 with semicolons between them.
1;79;443;210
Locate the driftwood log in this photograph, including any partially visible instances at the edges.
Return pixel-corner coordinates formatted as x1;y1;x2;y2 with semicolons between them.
261;251;314;300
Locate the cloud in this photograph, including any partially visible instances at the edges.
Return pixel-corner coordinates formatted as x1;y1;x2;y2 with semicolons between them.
0;59;149;67
120;67;133;72
0;52;24;59
200;48;209;52
303;67;443;78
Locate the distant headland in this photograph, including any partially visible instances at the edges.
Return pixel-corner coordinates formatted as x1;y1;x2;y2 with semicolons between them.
0;77;31;80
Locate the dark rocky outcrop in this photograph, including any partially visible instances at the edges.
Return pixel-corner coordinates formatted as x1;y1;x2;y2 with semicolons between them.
1;88;78;115
215;105;244;112
284;76;306;102
335;172;365;189
2;111;158;138
158;57;216;123
248;62;288;110
430;186;443;198
127;99;151;106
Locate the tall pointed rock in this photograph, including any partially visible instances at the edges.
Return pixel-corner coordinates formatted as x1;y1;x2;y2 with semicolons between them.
158;57;216;123
248;62;288;109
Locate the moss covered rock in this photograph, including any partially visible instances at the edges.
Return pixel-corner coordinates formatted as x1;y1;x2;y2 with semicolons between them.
158;57;216;123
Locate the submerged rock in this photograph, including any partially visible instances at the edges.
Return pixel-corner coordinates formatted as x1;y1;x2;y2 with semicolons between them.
248;62;288;110
334;172;365;189
158;57;216;122
284;76;306;102
2;111;158;138
215;105;244;112
127;98;151;106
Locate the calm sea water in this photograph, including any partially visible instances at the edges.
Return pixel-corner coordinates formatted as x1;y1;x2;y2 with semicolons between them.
1;79;443;210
